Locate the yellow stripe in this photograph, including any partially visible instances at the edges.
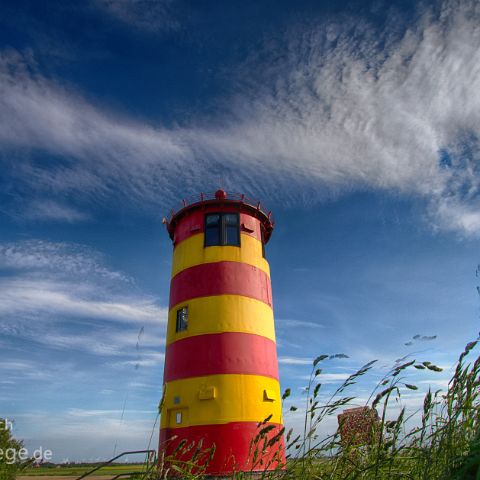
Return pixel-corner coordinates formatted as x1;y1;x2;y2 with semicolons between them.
171;233;270;278
167;295;275;345
161;374;282;429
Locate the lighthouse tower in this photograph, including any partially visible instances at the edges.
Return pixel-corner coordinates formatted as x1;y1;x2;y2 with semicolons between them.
159;190;285;475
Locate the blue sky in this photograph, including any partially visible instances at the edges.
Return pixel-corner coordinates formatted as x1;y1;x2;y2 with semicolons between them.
1;0;480;463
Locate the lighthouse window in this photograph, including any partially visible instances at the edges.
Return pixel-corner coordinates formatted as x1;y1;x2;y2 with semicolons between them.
204;214;221;246
204;213;240;247
175;412;182;424
224;214;240;246
176;307;188;332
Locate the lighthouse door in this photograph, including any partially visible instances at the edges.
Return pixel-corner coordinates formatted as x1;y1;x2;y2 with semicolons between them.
168;408;189;428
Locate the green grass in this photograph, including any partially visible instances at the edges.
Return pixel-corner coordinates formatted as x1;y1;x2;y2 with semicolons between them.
6;337;480;479
22;464;147;477
152;334;480;479
268;335;480;479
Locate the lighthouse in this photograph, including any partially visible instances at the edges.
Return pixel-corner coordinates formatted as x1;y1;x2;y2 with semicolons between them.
159;190;285;475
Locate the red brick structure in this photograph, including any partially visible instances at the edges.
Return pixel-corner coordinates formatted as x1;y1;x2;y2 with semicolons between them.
337;407;380;447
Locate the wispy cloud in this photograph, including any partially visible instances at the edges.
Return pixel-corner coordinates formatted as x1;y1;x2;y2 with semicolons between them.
0;361;36;371
0;278;164;324
20;200;90;223
0;238;165;458
33;329;164;357
1;0;480;234
0;240;167;358
279;356;313;366
94;0;180;32
299;373;352;383
0;49;192;210
277;319;325;329
66;408;156;418
418;378;451;389
194;0;480;233
110;352;165;368
11;409;159;462
0;240;128;281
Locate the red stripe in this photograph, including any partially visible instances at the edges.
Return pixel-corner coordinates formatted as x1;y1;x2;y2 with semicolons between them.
159;422;285;475
163;333;279;382
169;261;272;308
171;208;263;247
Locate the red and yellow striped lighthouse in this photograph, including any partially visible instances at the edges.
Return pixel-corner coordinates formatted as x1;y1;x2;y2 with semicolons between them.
159;190;285;475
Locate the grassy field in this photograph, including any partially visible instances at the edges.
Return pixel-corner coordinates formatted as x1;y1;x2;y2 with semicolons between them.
22;464;147;477
153;335;480;479
4;336;480;479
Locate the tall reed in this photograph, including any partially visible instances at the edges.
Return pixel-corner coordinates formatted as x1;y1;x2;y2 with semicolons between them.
146;335;480;479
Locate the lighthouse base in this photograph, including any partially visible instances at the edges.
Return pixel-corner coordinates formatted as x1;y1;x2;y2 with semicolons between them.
159;422;285;476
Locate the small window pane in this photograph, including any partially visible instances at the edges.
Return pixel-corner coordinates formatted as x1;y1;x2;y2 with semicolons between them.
205;226;221;246
224;213;239;225
206;214;220;226
225;225;240;246
176;307;188;332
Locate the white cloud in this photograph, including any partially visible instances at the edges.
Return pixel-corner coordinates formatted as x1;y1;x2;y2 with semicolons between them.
0;240;167;359
35;331;163;357
0;361;35;371
0;49;192;208
300;373;352;383
0;278;164;324
110;352;165;368
1;0;480;234
418;378;450;389
12;409;159;462
279;356;312;366
94;0;179;32
430;197;480;235
191;0;480;233
277;319;325;329
0;359;60;381
0;240;128;281
66;408;156;418
21;200;90;222
0;239;166;461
